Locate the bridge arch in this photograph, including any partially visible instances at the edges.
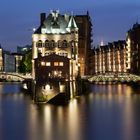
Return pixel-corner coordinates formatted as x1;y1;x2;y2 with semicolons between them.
0;72;32;82
87;73;140;83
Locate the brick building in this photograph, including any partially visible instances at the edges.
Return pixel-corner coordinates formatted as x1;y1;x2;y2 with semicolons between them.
75;12;93;75
90;40;127;74
126;22;140;75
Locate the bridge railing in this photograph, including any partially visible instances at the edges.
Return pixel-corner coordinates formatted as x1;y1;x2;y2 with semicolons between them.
85;73;140;82
0;72;32;81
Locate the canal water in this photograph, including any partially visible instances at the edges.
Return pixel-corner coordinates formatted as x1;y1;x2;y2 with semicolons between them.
1;83;140;140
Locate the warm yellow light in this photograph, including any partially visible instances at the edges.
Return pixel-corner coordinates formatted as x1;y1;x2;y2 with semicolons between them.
41;61;45;66
59;84;65;93
59;62;64;66
46;62;51;66
54;62;59;66
54;71;58;75
45;84;50;90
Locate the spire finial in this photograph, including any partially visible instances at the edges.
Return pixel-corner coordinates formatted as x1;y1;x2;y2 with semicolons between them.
100;40;104;46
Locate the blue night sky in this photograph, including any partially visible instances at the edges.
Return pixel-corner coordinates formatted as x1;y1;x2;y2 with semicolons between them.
0;0;140;51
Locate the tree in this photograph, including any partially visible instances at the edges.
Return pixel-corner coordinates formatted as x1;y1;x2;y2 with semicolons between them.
20;50;32;73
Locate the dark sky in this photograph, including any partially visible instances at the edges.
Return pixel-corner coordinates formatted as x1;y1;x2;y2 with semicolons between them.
0;0;140;51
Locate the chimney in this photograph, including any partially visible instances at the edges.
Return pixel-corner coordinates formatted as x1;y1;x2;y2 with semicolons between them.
40;13;46;25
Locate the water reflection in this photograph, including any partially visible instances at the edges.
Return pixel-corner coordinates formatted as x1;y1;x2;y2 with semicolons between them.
1;83;140;140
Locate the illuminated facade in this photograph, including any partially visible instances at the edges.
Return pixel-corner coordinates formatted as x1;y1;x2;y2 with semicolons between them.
91;41;127;74
0;46;3;71
12;53;23;72
126;23;140;75
32;11;79;99
0;45;23;73
90;23;140;75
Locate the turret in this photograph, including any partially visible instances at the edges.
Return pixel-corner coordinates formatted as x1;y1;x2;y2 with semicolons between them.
66;16;78;33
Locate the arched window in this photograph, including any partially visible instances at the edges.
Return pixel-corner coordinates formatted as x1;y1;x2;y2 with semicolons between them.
57;40;61;48
50;40;55;47
71;41;75;53
45;40;49;47
62;40;68;47
37;40;43;47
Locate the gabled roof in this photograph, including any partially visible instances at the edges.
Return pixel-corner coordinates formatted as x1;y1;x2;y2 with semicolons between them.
34;11;78;35
34;11;78;34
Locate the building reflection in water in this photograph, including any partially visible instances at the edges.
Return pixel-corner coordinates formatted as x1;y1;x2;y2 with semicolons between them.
68;99;81;140
89;84;137;140
1;83;140;140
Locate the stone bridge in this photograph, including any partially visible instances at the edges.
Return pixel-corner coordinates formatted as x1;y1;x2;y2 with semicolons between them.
0;72;32;82
83;73;140;83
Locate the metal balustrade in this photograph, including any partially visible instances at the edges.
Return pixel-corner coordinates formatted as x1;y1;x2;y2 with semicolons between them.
83;73;140;83
0;72;32;82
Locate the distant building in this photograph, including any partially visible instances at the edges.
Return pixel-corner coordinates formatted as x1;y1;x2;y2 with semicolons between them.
90;40;127;74
17;45;32;54
3;52;15;72
0;45;4;71
12;53;23;72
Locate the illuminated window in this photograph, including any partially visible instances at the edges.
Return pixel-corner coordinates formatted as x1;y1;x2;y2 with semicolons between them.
59;62;64;66
54;62;59;66
41;62;45;66
54;71;57;76
46;62;51;66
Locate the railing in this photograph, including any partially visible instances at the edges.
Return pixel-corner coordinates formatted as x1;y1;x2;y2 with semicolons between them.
83;73;140;82
0;72;32;82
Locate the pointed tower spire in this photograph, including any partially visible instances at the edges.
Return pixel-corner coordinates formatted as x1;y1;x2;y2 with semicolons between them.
66;15;78;32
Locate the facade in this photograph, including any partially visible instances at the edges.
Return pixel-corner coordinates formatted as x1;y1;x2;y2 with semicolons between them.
90;23;140;76
0;45;3;71
35;54;70;82
4;53;15;72
90;40;127;74
0;45;23;73
32;11;79;98
126;23;140;75
75;12;93;76
12;53;23;72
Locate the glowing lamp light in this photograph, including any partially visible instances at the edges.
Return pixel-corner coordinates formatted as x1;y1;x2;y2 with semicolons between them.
54;71;58;75
60;85;65;93
41;61;45;66
45;84;50;90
